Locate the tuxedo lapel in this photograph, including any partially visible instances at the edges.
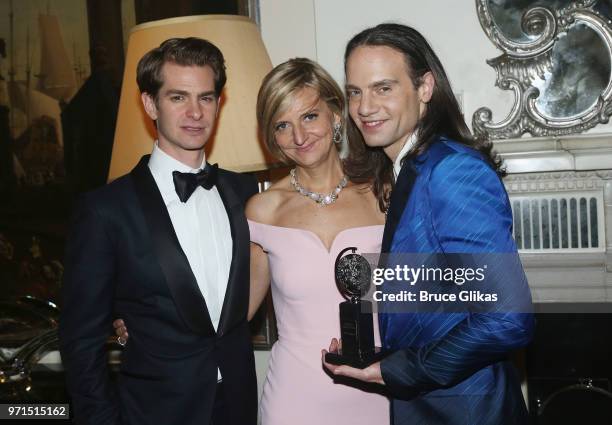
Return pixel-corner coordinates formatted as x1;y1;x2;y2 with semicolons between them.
381;160;417;253
215;170;248;336
130;156;215;336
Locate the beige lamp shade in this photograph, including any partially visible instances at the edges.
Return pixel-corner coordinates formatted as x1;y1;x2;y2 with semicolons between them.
108;15;274;181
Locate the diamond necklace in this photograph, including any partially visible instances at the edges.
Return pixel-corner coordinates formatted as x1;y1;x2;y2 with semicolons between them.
289;168;348;206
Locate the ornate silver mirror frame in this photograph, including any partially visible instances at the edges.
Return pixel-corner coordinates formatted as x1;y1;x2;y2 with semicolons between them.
473;0;612;139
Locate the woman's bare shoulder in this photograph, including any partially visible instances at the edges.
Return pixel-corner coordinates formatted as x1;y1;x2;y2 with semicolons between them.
245;176;291;224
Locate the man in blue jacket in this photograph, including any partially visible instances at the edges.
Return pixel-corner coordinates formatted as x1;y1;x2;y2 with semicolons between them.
324;23;534;425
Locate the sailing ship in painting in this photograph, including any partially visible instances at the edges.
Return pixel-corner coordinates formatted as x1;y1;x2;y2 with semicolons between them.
3;1;84;188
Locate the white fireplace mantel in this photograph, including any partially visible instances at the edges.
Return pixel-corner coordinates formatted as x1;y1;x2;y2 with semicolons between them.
495;134;612;305
495;133;612;175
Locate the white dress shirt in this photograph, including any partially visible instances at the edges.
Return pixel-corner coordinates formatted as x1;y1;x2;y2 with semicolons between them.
393;132;418;181
148;144;232;380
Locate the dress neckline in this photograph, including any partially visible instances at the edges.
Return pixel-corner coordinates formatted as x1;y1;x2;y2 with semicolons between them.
247;219;383;253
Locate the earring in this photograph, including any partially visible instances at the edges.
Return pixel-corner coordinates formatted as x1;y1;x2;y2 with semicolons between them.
333;123;342;143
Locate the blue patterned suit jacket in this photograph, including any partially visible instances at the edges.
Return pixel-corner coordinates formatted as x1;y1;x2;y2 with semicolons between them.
378;137;535;425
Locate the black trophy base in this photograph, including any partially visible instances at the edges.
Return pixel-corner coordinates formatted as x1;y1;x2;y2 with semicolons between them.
325;347;386;369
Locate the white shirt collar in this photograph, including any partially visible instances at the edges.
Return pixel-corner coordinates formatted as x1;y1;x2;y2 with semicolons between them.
393;132;417;181
148;142;206;205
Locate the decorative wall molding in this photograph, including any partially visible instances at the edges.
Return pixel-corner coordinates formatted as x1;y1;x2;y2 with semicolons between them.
504;170;612;194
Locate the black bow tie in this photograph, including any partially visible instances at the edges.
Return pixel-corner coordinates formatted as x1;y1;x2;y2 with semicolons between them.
172;163;218;203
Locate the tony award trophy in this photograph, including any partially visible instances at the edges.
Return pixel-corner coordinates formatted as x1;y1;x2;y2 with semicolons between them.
325;247;384;368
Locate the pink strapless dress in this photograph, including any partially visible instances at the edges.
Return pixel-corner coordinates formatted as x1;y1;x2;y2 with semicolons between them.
248;220;390;425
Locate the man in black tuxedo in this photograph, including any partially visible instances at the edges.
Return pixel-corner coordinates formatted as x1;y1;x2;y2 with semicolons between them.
59;38;258;425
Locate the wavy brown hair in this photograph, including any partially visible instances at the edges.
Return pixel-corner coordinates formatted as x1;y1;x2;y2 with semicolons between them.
136;37;226;99
343;23;505;212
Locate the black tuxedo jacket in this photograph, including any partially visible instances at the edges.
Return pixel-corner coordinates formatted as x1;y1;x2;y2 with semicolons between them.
59;156;259;425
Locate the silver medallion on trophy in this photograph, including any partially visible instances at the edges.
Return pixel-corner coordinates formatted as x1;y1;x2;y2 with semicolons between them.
325;247;384;368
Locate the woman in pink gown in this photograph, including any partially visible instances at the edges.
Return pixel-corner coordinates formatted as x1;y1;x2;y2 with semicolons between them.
246;58;389;424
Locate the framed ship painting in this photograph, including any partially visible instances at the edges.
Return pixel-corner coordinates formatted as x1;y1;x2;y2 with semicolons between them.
0;0;273;350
